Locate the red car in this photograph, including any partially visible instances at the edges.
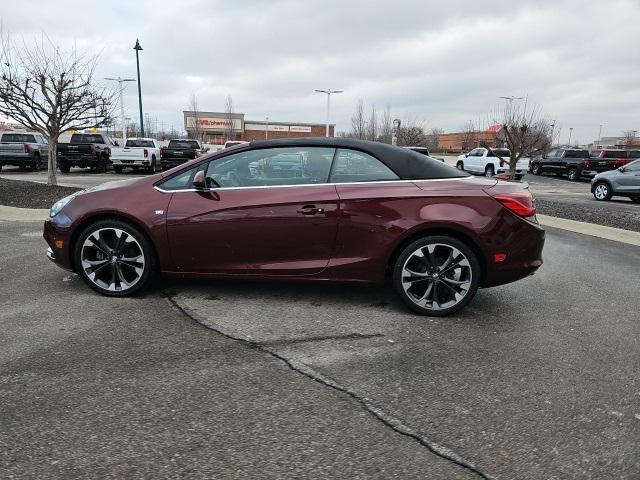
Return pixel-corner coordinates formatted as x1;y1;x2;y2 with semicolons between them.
44;138;545;316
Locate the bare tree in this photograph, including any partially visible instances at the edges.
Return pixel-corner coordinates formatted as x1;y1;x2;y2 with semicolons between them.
0;30;115;185
188;93;201;141
459;120;477;152
396;119;427;146
622;130;637;147
425;127;443;151
489;101;552;180
366;104;378;141
224;94;235;141
378;105;393;143
350;99;366;139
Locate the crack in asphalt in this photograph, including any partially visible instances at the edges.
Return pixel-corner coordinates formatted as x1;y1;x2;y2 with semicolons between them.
261;332;385;346
164;292;494;480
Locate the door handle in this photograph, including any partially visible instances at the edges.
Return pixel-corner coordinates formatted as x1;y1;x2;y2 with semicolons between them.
297;205;324;215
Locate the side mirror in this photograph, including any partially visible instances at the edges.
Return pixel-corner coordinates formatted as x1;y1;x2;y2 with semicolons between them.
618;167;625;172
203;147;210;152
465;153;469;157
192;170;207;190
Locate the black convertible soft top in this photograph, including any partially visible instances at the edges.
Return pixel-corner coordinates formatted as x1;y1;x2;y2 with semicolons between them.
243;137;467;180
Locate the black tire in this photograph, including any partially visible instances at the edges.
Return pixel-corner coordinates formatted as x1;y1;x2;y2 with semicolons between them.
96;156;108;173
59;163;71;173
393;235;481;317
148;155;157;174
567;168;579;181
0;164;3;172
113;166;124;174
31;154;41;171
531;163;542;175
515;174;523;181
74;219;157;297
629;197;640;204
592;182;612;201
456;161;465;171
485;165;495;177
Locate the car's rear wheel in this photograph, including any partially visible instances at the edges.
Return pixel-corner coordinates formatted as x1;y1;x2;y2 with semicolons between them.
567;168;579;181
148;155;157;174
113;166;124;173
59;163;71;173
31;154;41;171
74;220;156;297
531;163;542;175
593;182;612;201
485;165;495;177
456;161;464;171
393;236;480;316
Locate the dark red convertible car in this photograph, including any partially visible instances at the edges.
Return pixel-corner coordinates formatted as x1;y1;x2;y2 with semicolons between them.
44;138;544;316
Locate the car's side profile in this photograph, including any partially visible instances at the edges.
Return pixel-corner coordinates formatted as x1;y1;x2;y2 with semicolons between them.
44;138;545;316
591;159;640;202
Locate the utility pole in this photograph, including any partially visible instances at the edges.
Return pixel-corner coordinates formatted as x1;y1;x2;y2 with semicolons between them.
314;89;343;137
265;116;269;140
568;127;574;146
133;39;145;137
550;119;556;147
104;77;136;144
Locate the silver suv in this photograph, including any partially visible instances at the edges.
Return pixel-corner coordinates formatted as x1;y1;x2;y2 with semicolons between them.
0;131;49;171
591;159;640;203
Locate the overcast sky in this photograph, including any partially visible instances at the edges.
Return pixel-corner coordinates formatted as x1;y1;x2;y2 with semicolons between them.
3;0;639;144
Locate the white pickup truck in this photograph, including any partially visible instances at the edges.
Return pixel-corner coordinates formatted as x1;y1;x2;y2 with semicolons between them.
111;138;162;174
455;147;528;179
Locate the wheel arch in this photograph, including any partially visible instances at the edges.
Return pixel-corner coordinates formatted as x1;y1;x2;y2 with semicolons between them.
386;225;487;284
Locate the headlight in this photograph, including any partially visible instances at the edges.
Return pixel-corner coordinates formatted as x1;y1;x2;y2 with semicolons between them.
49;193;80;218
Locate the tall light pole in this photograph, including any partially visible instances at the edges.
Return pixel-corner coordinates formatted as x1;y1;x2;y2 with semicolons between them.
597;124;603;146
568;127;573;146
315;89;343;137
550;119;556;146
265;116;269;140
133;39;145;137
104;77;136;144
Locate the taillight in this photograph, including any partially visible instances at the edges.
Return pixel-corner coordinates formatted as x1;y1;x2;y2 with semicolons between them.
583;159;590;168
106;147;111;156
90;145;96;155
499;158;504;167
160;148;165;158
492;193;536;218
23;144;30;153
143;148;148;158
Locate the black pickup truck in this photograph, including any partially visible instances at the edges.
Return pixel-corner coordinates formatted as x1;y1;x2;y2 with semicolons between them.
160;139;208;170
57;133;116;173
529;148;616;181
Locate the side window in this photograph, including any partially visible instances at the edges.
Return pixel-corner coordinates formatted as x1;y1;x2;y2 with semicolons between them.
330;149;399;183
625;161;640;172
157;164;202;191
206;147;334;188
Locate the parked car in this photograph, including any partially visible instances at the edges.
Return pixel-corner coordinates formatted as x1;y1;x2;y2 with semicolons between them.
456;147;528;179
111;138;161;174
57;133;116;173
403;146;445;162
530;148;615;181
160;139;208;169
44;138;544;316
0;131;49;171
223;140;249;149
591;159;640;202
590;149;631;169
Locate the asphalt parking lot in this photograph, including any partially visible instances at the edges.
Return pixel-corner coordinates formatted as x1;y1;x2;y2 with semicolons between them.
1;216;639;478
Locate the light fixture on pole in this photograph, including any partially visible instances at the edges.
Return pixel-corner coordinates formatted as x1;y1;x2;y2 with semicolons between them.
550;119;556;146
133;39;145;137
499;95;525;105
315;89;343;137
104;77;136;144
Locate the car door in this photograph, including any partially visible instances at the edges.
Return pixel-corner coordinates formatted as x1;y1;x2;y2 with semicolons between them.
615;160;640;194
465;148;481;172
163;146;340;276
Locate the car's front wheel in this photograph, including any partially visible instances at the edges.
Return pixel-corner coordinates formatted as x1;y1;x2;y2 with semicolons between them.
567;168;579;181
485;165;495;177
74;220;156;296
531;163;542;175
393;236;480;316
456;161;464;171
593;182;612;201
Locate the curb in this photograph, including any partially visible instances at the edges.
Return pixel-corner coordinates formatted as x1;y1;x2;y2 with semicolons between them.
0;205;49;222
537;214;640;247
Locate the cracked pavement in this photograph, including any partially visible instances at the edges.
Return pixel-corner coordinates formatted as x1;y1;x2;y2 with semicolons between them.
1;220;639;479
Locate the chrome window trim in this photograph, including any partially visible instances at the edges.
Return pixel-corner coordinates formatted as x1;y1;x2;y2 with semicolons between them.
153;177;469;194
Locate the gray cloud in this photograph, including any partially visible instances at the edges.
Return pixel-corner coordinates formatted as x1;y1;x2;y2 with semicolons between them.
3;0;639;143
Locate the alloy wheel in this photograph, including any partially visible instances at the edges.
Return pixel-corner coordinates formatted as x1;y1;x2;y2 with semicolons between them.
80;227;146;292
400;243;473;312
594;183;609;200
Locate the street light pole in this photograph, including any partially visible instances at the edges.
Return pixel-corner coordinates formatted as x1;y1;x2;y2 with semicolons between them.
104;77;136;144
315;89;343;137
133;39;145;137
597;124;603;146
265;116;269;140
568;127;573;146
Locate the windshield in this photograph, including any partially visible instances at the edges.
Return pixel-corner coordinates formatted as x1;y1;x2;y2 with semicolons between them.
126;139;155;148
70;134;106;144
168;140;200;149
